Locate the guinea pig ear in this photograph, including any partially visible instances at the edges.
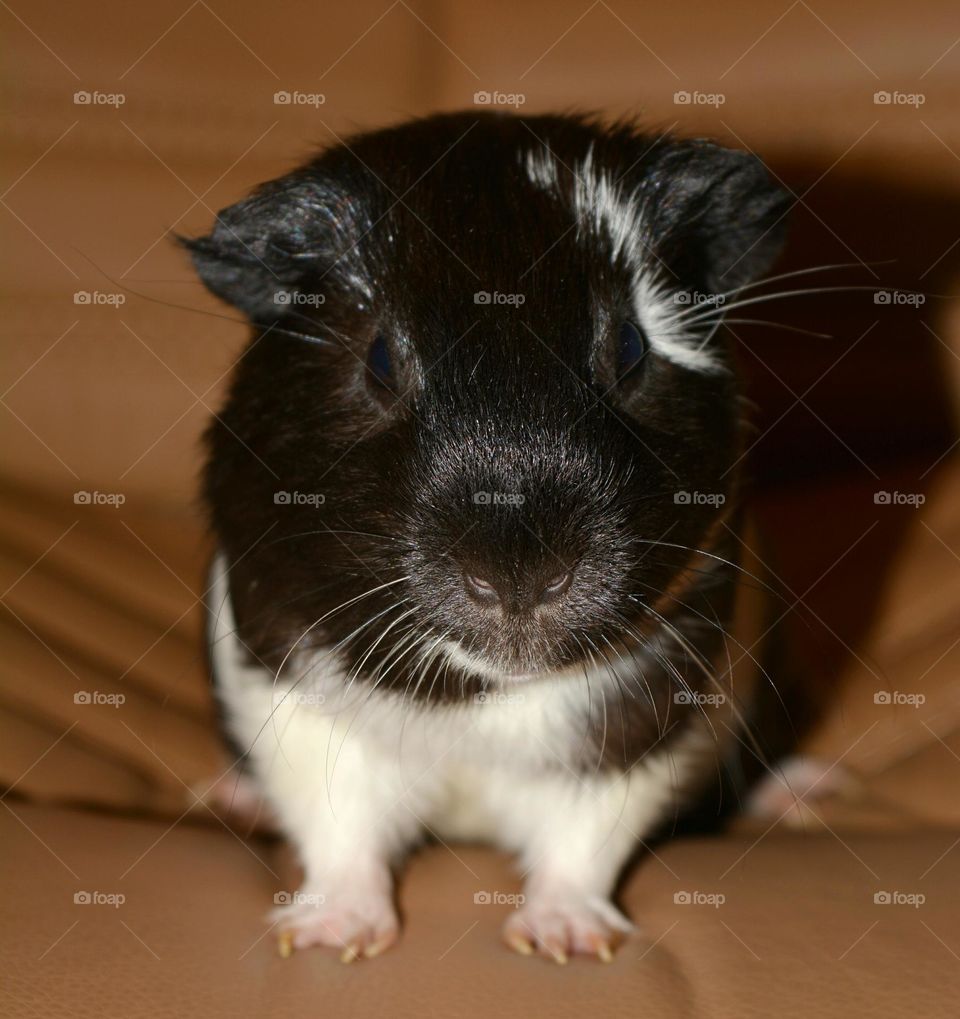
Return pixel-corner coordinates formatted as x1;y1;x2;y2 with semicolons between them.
645;139;790;292
180;175;331;321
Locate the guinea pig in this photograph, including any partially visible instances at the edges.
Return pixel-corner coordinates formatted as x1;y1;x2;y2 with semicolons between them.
187;111;796;964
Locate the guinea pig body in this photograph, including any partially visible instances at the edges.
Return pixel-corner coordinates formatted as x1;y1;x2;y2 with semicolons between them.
192;111;794;962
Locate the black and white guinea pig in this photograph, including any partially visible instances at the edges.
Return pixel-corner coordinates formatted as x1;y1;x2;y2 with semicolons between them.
187;111;798;964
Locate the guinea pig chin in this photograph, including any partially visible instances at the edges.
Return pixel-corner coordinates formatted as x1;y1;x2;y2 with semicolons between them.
438;639;588;684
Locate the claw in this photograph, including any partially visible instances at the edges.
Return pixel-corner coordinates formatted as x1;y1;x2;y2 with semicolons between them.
545;941;568;965
505;932;534;956
340;942;360;964
277;931;294;959
363;938;390;959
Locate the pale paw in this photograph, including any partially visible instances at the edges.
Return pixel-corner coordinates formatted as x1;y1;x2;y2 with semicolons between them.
192;770;275;833
271;890;399;961
746;755;852;827
502;892;633;963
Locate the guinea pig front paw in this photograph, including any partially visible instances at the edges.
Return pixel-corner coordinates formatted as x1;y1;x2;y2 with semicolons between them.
271;888;399;962
502;891;634;964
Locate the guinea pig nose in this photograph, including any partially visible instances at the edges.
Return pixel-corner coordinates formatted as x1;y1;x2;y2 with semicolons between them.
464;573;501;604
538;570;573;605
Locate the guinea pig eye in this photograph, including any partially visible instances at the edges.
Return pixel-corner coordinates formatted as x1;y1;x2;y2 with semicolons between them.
366;333;395;391
616;320;649;381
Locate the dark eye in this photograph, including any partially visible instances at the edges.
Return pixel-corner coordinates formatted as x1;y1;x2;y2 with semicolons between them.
617;321;649;381
366;333;394;391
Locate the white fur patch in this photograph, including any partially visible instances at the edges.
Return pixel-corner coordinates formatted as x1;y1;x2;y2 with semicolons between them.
523;142;722;374
208;554;712;903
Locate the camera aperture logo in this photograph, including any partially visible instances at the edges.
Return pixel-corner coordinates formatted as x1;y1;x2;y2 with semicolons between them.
274;689;327;708
675;690;726;707
74;490;125;508
473;90;525;108
74;90;125;107
74;290;125;307
873;290;925;307
473;491;525;507
874;491;925;507
873;90;925;107
274;289;325;307
674;490;725;507
474;290;525;307
74;890;125;908
673;90;725;107
673;890;725;908
473;890;525;906
874;690;925;707
274;90;325;107
74;690;125;708
274;490;325;507
273;890;326;906
674;290;725;307
474;690;526;707
874;890;924;908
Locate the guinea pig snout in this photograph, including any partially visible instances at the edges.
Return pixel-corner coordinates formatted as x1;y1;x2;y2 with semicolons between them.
462;566;574;614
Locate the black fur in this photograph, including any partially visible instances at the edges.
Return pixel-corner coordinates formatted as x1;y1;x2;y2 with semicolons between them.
188;111;789;778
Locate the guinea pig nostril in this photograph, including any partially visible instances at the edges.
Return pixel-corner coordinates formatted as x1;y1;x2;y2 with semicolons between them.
464;573;500;603
539;570;573;603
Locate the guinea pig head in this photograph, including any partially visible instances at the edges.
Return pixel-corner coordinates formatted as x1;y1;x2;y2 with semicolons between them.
187;113;788;689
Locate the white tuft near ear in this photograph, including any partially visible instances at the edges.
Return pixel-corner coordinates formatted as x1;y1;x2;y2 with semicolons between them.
524;148;560;192
525;142;723;374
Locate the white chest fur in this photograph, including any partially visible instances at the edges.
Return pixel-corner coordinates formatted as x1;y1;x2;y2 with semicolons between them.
209;555;711;856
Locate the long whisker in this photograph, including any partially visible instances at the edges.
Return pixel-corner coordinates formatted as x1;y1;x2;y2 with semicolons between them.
254;595;404;779
74;249;341;348
719;318;833;339
639;603;769;766
270;576;408;695
679;284;923;334
629;539;779;599
669;259;895;320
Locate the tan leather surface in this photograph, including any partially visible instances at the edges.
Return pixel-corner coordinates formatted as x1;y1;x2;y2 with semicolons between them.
5;803;960;1019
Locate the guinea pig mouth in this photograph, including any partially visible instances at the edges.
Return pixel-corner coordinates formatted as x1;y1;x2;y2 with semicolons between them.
440;639;592;684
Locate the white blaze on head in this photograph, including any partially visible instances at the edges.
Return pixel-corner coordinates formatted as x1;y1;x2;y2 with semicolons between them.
523;143;723;374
